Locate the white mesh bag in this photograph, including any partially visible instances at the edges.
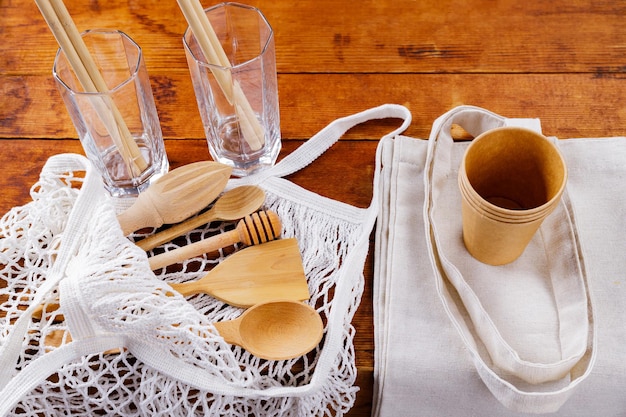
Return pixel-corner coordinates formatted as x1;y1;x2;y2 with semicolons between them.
0;104;411;416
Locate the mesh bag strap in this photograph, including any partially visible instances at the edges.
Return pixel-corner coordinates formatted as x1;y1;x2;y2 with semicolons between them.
232;104;412;191
0;155;102;387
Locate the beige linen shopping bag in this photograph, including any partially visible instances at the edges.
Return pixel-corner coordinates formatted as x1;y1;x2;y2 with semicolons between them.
424;106;595;411
374;105;597;415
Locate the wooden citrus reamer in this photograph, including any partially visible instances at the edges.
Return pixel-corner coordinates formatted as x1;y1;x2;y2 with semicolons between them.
117;161;232;235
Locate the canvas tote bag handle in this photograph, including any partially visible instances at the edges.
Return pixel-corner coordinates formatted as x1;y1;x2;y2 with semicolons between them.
423;105;594;413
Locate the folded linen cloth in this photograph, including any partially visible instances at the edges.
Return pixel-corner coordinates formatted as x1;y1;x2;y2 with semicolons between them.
373;106;626;416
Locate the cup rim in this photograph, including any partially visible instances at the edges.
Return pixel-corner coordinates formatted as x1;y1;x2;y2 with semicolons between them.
52;29;142;95
182;2;274;71
459;126;568;220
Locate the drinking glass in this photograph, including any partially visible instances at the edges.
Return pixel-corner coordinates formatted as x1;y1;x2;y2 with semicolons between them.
183;3;281;176
53;29;169;197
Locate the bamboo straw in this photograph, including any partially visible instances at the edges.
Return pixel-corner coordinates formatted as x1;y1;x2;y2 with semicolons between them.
177;0;265;151
35;0;149;175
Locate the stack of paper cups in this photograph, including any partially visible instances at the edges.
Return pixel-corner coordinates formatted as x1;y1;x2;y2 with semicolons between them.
458;127;567;265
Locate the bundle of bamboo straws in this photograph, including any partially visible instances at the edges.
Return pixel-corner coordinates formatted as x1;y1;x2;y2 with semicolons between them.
176;0;266;151
37;0;265;162
34;0;149;177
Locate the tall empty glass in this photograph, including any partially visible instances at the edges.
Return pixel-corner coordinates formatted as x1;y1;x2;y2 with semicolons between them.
53;29;169;197
183;2;281;176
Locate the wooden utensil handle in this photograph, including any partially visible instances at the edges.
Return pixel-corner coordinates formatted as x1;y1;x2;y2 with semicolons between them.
136;207;217;251
148;228;239;270
169;280;205;297
212;319;243;347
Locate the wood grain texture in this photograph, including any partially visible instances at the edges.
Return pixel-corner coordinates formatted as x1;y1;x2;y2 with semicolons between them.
5;73;626;140
3;0;626;415
4;0;626;74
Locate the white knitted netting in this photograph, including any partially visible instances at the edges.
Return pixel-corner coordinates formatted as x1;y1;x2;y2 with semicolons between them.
0;155;366;416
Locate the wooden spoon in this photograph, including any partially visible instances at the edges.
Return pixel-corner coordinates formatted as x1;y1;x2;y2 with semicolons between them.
171;238;310;307
148;210;281;271
213;300;324;360
117;161;232;235
44;300;322;360
136;185;266;251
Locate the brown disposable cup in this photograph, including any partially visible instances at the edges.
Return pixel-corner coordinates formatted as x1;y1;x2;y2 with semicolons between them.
458;127;567;265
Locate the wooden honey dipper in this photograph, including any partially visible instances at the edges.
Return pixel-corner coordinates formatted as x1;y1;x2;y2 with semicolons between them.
148;210;281;270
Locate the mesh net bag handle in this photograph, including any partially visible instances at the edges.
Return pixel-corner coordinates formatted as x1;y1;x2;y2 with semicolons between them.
234;104;412;183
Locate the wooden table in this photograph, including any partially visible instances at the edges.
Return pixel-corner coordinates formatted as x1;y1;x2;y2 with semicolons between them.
2;0;626;415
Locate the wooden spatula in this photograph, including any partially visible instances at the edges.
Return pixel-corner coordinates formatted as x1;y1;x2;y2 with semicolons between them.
117;161;232;235
32;238;309;320
170;238;310;307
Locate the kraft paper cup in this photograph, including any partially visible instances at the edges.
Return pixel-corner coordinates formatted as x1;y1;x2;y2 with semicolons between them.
458;127;567;265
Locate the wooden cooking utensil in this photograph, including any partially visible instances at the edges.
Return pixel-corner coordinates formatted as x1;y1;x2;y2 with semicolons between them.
32;239;308;321
31;303;62;321
136;185;266;251
117;161;232;235
213;300;323;360
171;238;310;307
148;210;281;271
44;300;322;360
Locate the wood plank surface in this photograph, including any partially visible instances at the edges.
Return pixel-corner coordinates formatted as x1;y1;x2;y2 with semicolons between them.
2;0;626;415
3;0;626;74
4;72;626;140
